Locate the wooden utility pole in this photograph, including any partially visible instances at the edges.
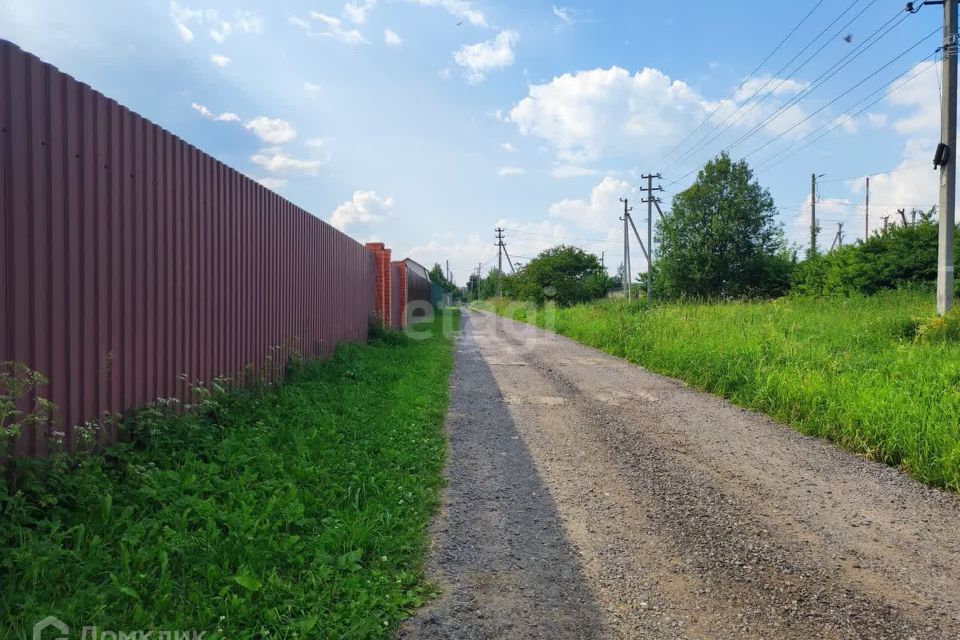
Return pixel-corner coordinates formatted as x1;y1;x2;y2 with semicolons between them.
641;173;663;302
938;0;958;314
620;198;632;302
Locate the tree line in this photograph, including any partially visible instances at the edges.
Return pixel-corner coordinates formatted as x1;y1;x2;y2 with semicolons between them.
470;152;960;306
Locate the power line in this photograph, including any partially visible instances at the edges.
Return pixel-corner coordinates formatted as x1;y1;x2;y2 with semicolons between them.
755;53;938;173
741;26;938;161
723;3;907;155
656;0;827;167
664;0;873;175
816;161;929;182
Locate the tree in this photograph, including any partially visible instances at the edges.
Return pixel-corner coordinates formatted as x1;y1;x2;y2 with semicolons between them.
655;153;794;299
503;245;609;306
791;208;960;296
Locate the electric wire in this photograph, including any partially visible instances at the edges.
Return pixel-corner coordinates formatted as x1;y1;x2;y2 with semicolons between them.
655;0;827;167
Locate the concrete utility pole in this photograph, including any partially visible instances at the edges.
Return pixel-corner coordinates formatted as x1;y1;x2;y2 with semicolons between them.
883;215;890;232
641;173;663;302
620;198;632;302
865;176;870;240
810;173;818;257
938;0;958;314
495;227;505;298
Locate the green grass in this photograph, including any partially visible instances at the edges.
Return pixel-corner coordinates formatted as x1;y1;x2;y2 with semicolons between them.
475;292;960;491
1;311;459;639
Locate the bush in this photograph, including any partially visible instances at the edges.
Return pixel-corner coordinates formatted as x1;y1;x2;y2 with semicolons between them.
792;214;960;296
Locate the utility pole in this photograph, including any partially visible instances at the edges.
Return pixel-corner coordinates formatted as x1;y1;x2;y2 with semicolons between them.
477;262;482;300
641;173;663;302
446;260;450;282
830;222;845;250
883;215;890;232
810;173;818;257
865;176;870;240
910;0;957;313
495;227;504;298
939;0;958;314
620;198;632;302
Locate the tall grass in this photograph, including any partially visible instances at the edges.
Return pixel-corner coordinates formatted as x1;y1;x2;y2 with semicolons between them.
1;312;459;639
476;293;960;490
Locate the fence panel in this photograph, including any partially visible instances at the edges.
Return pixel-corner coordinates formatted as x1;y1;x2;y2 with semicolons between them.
0;40;376;455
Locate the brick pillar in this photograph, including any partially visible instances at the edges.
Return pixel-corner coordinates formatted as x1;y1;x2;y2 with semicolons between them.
392;261;408;328
365;242;391;324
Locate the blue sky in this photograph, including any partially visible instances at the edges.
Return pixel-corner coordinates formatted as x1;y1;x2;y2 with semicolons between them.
1;0;947;283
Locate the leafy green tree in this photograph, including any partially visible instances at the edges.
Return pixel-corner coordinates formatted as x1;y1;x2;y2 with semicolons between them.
429;263;462;301
792;209;960;296
655;153;794;299
503;245;608;306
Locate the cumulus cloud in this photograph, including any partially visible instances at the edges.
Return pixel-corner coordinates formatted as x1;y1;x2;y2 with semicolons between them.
250;150;325;174
169;2;261;44
210;54;230;67
453;30;518;83
330;191;395;230
303;82;321;98
497;166;525;176
549;164;601;179
244;117;297;144
191;102;240;122
509;66;707;163
548;176;631;230
406;0;487;28
384;29;403;47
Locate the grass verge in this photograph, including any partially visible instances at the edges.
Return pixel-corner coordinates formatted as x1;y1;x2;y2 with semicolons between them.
475;292;960;490
1;310;459;639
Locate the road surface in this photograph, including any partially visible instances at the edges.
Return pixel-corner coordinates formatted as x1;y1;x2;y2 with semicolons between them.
400;309;960;639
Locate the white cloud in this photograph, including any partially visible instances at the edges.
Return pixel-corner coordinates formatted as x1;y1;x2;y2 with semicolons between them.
552;5;574;25
866;112;888;128
509;66;707;163
299;11;369;45
500;142;518;153
497;165;525;176
384;28;403;47
453;30;518;83
169;3;261;44
330;190;395;230
406;0;487;28
889;61;940;135
344;0;376;24
191;102;240;122
548;176;631;230
257;177;288;190
250;150;325;174
210;54;230;67
732;75;808;103
170;1;201;42
303;82;321;97
306;137;330;148
549;164;601;179
244;117;297;144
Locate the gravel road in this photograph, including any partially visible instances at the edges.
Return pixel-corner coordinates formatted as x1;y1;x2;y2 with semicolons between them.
400;309;960;639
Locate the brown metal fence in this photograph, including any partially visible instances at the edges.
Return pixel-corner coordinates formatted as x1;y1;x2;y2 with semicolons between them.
0;40;376;456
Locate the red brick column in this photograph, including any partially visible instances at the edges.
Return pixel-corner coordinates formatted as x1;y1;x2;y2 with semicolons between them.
365;242;391;324
392;261;408;328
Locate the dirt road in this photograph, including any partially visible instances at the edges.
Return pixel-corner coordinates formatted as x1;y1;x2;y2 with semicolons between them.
400;310;960;639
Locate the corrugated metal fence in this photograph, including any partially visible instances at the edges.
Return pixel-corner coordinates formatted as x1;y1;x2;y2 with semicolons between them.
0;40;376;456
